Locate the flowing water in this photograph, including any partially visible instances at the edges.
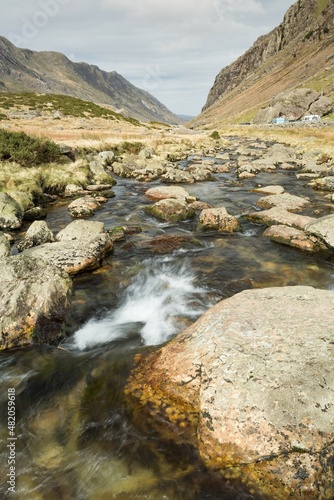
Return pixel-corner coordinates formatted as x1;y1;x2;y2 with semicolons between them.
1;139;334;499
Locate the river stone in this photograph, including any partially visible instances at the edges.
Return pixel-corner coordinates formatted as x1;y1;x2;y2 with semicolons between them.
17;221;55;252
145;186;193;201
308;176;334;192
256;193;310;212
198;207;240;233
262;225;326;252
253;185;285;195
248;208;316;230
161;168;195;183
186;165;215;182
126;286;334;499
144;199;196;223
131;163;166;182
0;192;23;229
67;196;101;218
0;231;11;257
89;160;117;185
0;254;72;350
56;220;105;241
22;234;113;275
305;214;334;250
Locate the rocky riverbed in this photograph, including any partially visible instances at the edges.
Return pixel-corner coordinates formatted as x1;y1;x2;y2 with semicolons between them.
1;134;334;498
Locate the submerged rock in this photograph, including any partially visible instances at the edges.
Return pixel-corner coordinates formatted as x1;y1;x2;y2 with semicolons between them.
126;286;334;499
0;255;72;350
252;185;285;195
263;224;327;252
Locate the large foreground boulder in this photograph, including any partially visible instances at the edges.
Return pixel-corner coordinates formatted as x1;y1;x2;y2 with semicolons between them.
127;286;334;499
0;255;72;350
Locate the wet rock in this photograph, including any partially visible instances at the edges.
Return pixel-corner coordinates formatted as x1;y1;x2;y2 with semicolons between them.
17;221;55;252
0;254;72;350
161;168;195;183
145;199;196;222
111;161;134;177
145;185;195;202
23;206;47;221
263;225;326;252
126;286;334;499
308;176;334;192
132;163;167;182
215;153;230;160
252;185;285;195
188;201;213;212
198;207;241;232
56;220;105;241
0;231;11;257
186;165;215;181
305;214;334;250
300;161;330;176
22;234;113;276
67;196;101;218
64;184;85;196
133;234;201;254
238;171;256;179
248;208;316;230
86;184;114;192
0;192;23;229
256;193;310;212
237;163;259;177
209;163;231;173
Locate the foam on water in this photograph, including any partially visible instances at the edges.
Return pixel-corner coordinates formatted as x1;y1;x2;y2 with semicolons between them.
72;256;211;350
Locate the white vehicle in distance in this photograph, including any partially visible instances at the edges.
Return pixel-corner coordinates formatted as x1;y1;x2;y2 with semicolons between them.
301;114;321;123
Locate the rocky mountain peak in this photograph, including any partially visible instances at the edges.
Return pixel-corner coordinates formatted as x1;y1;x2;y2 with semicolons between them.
196;0;333;125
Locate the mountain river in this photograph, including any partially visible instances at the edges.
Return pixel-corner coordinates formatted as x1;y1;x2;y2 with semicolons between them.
1;138;334;499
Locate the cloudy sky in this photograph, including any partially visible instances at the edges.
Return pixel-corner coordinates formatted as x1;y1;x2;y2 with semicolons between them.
2;0;295;116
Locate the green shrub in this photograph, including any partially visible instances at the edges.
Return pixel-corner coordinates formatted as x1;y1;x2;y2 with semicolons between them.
0;129;63;167
114;141;144;155
210;130;220;140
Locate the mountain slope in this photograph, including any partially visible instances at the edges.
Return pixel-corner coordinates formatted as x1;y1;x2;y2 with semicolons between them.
0;36;180;124
191;0;334;127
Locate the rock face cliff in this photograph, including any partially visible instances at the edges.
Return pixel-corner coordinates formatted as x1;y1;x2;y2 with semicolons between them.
193;0;334;126
0;36;180;124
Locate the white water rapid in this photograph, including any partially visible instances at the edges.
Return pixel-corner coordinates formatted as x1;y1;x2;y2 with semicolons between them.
72;256;212;350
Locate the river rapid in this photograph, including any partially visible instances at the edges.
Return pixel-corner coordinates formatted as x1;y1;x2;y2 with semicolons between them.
1;137;334;499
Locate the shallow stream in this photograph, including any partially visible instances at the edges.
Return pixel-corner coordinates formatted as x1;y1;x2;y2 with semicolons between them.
1;138;334;498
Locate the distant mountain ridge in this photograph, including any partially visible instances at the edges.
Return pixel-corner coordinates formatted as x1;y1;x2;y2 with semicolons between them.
0;36;180;124
191;0;334;126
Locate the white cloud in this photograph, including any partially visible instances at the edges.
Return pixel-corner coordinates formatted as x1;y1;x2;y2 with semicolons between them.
1;0;295;115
